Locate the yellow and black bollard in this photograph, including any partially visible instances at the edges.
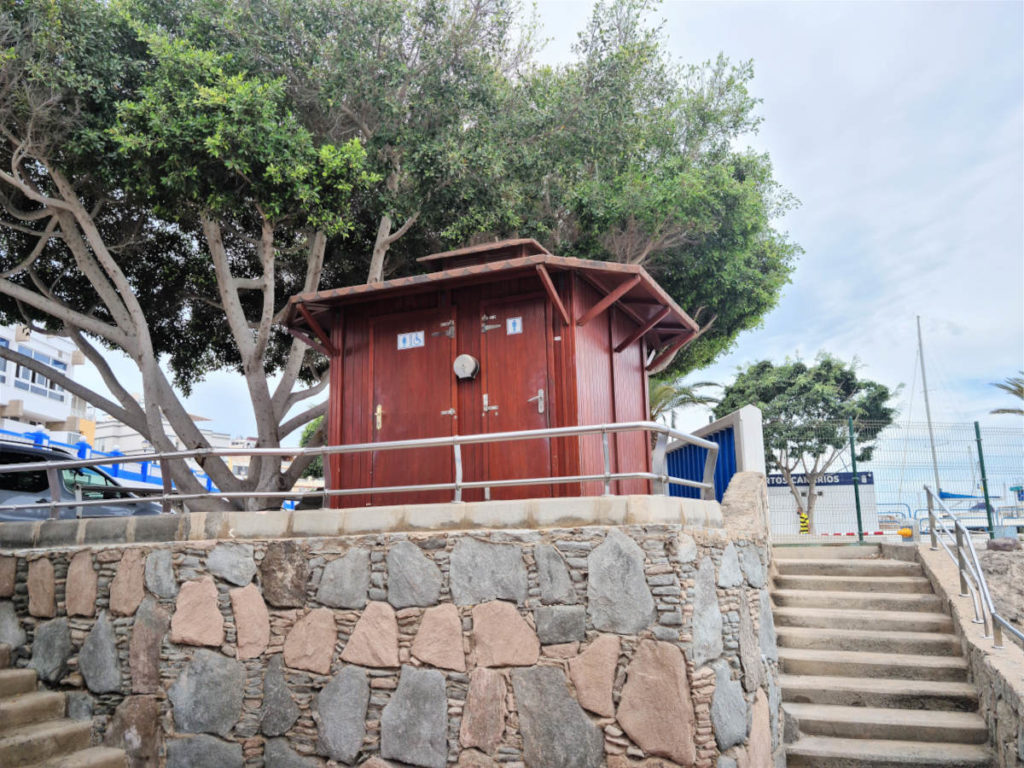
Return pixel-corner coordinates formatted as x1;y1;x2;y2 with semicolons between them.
798;510;810;534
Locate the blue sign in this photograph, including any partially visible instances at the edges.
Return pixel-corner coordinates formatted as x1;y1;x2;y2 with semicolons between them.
767;472;873;487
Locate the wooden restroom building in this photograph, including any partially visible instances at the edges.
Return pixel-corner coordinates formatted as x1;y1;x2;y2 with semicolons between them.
283;239;701;507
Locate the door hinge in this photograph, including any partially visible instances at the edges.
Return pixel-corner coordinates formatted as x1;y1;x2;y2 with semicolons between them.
481;314;501;333
432;319;455;339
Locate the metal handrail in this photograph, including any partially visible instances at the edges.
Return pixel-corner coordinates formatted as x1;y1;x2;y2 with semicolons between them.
926;486;1024;650
0;421;719;517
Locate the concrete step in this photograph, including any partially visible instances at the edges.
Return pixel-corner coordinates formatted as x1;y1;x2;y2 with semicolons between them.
0;718;92;766
781;674;979;711
774;574;935;594
38;746;128;768
0;690;66;733
0;668;37;698
772;589;944;613
776;559;923;577
0;643;10;670
773;606;954;633
778;647;969;682
787;735;992;767
777;626;960;656
784;703;988;744
774;545;881;559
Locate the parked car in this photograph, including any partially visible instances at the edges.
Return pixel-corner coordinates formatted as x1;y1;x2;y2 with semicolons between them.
0;441;162;521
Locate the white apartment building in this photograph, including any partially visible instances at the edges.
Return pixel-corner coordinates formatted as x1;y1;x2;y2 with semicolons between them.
0;326;94;445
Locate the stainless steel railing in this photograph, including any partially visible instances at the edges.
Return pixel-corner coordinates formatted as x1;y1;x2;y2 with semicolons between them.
925;485;1024;650
0;421;719;518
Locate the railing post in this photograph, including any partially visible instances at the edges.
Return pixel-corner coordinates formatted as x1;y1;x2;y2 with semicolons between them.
954;525;969;597
927;491;938;551
652;432;668;496
601;429;612;496
848;417;864;543
160;459;172;514
974;421;996;539
453;441;463;503
993;618;1004;649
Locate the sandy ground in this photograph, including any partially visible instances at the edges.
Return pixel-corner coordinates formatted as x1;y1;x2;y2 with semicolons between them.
977;548;1024;632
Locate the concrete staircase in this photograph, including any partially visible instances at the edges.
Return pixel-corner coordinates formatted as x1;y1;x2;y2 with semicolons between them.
773;545;993;767
0;644;126;768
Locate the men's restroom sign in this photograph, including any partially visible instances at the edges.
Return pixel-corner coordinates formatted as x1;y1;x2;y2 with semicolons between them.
397;330;425;350
506;316;523;335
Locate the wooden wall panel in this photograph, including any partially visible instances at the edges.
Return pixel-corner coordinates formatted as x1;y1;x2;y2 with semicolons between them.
573;277;615;494
611;308;651;494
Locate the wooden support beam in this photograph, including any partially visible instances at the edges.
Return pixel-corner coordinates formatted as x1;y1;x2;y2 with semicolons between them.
536;265;570;325
645;332;694;373
615;306;671;353
577;275;641;326
297;304;338;356
285;326;331;358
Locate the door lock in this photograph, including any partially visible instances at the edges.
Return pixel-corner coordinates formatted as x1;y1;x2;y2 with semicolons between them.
482;393;499;416
375;404;383;431
527;388;545;414
432;319;455;339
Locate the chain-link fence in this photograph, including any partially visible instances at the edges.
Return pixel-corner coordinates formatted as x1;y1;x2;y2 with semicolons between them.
767;420;1024;543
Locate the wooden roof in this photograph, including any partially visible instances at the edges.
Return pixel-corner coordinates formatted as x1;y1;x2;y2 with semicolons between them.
283;243;699;355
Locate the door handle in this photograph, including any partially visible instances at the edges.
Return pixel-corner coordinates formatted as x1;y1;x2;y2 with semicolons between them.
375;404;383;431
527;388;545;414
440;408;456;417
482;393;499;416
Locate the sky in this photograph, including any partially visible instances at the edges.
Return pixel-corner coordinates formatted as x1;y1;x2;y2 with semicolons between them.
76;0;1024;443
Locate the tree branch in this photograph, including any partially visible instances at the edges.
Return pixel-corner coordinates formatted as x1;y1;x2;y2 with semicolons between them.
279;399;327;439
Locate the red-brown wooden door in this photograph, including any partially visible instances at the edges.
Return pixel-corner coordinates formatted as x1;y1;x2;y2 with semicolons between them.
478;298;552;499
370;310;457;504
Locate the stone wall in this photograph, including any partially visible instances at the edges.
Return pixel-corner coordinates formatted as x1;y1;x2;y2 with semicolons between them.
918;545;1024;768
0;490;782;768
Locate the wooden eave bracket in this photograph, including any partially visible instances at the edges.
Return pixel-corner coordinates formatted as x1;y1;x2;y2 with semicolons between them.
646;331;695;373
615;306;672;353
577;275;642;326
536;264;570;326
297;304;338;356
285;326;332;358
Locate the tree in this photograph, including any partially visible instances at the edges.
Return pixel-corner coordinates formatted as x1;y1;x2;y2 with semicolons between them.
716;355;897;533
299;416;325;480
649;378;720;429
990;372;1024;416
0;0;797;508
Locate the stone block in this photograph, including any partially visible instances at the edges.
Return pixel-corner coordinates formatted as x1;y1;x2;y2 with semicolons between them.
341;601;400;668
673;533;698;563
738;594;763;693
472;601;539;667
229;510;290;539
758;588;778;661
315;666;369;764
264;738;323;768
131;514;182;543
0;555;15;597
291;509;344;537
402;503;465;531
168;648;244;737
79;611;121;694
710;660;749;751
83;517;129;544
207;542;256;586
110;549;146;616
449;538;528;605
261;541;309;608
66;550;97;618
262;654;300;738
617;640;696;765
511;666;603;768
386;541;441;609
166;735;243;768
463;500;530;529
0;600;26;648
535;544;576;605
28;616;71;683
131;597;169;694
104;694;161;768
738;545;766;588
27;557;55;618
343;505;404;534
0;521;36;548
144;549;178;599
411;603;466;671
170;577;224;647
230;583;270;660
717;543;744;588
534;605;586;644
690;557;723;666
317;548;370;609
284;608;336;675
381;665;448;768
459;668;505;754
587;529;655;634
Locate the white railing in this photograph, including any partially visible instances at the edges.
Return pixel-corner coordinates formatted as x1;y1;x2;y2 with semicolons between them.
925;485;1024;650
0;421;718;518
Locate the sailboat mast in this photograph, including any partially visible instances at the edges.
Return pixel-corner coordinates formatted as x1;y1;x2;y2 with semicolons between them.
917;315;942;494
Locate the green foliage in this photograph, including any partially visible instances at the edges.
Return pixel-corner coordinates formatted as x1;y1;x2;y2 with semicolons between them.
648;378;720;428
716;354;898;468
299;415;324;479
991;372;1024;416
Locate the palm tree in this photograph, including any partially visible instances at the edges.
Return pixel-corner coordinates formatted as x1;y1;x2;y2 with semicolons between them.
991;372;1024;416
649;378;721;429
